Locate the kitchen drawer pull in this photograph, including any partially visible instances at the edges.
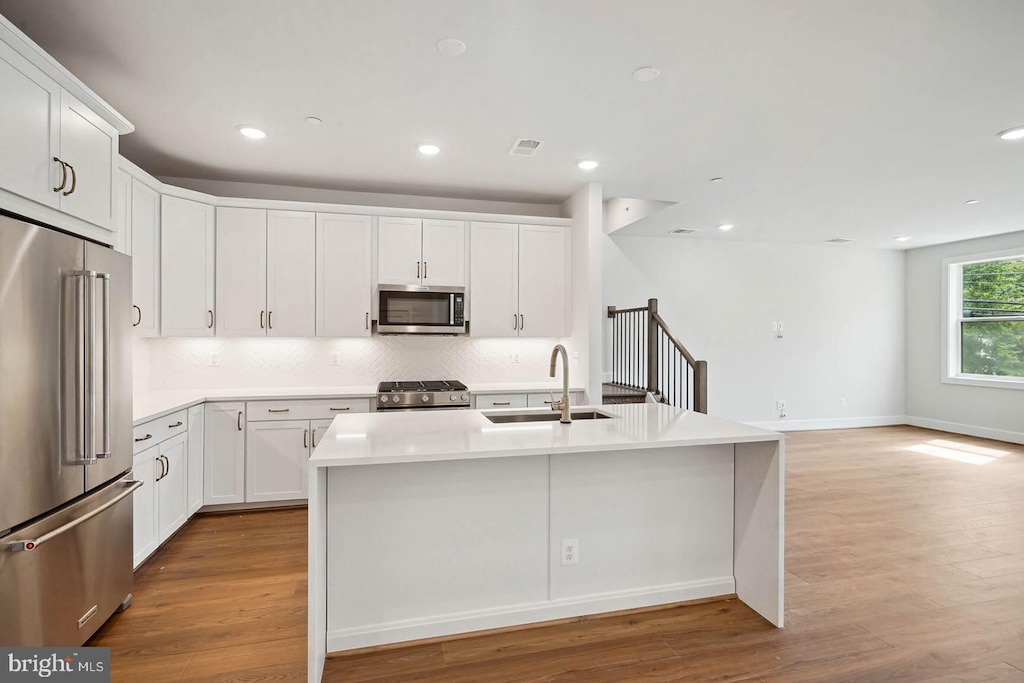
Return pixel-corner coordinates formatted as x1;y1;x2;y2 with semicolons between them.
8;480;143;552
168;421;183;428
544;400;555;404
492;401;511;406
62;162;77;196
267;408;290;413
134;434;153;443
52;157;68;192
329;407;351;412
133;305;142;327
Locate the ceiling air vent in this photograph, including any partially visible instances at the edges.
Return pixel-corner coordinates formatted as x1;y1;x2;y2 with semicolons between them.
824;237;853;244
508;138;544;157
670;228;700;235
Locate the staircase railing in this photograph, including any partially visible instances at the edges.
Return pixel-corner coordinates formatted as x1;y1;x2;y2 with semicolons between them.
606;298;708;413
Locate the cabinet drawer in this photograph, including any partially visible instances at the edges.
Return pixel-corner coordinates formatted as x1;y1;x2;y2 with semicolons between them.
133;409;187;454
246;398;371;422
527;391;584;408
474;393;528;409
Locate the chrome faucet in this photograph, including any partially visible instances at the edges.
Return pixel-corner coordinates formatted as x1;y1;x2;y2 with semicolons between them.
548;344;572;424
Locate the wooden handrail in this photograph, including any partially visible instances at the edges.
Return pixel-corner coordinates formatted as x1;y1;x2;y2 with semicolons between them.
607;305;648;317
651;311;698;367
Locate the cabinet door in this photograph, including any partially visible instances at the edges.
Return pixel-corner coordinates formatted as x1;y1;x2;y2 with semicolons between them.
204;402;246;505
216;207;267;336
377;216;422;285
58;91;117;229
422;219;466;287
310;419;333;453
0;40;60;209
316;213;372;337
245;421;309;502
517;225;568;337
469;222;518;337
267;210;316;337
132;447;159;569
156;433;188;543
161;196;215;336
186;405;205;516
113;169;130;255
131;180;160;337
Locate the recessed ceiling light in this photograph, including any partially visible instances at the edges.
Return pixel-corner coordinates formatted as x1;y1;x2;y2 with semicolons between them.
965;199;979;205
997;126;1024;141
894;236;911;242
632;67;661;82
577;159;599;170
237;125;266;139
418;143;441;156
436;38;466;57
717;223;734;232
710;177;725;183
305;116;322;126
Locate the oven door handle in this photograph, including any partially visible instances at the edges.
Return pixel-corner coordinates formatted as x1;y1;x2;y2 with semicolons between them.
8;480;143;552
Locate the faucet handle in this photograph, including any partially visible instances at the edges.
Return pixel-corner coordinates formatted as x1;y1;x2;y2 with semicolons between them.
549;391;562;411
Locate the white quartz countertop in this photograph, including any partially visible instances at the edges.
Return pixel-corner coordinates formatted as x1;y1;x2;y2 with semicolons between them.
133;382;588;425
309;403;782;467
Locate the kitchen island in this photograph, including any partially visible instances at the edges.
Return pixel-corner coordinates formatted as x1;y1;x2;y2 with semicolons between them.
307;403;784;683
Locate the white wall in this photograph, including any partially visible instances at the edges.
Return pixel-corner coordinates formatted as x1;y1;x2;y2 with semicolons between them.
905;230;1024;443
137;336;567;392
604;236;906;428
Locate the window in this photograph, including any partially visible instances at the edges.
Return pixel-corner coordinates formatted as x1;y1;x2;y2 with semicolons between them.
945;250;1024;387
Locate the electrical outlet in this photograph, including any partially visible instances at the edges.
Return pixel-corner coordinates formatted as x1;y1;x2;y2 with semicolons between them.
771;321;778;332
776;400;786;412
561;538;579;566
776;321;784;338
329;352;341;366
511;351;521;364
208;352;220;367
840;397;847;408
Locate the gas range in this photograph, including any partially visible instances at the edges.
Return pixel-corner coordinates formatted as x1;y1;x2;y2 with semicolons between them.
375;380;471;410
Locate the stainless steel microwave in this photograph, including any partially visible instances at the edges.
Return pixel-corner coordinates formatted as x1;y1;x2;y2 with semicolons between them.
377;285;466;334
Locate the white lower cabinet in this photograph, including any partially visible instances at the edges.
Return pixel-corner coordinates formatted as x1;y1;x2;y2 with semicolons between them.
246;420;310;502
132;446;159;568
310;419;333;451
204;402;246;505
132;431;189;569
187;405;205;515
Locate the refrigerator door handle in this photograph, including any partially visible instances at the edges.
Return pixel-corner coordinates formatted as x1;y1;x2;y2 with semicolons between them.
96;273;112;459
69;270;98;466
8;480;143;552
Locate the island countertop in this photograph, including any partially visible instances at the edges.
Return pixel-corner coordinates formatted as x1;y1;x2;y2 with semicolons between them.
309;403;782;467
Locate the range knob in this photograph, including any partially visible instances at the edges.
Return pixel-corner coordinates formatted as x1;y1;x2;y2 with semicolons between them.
421;394;430;403
449;394;457;401
379;395;387;404
391;395;401;403
461;394;468;401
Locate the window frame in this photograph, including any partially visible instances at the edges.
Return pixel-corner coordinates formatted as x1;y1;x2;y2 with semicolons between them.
942;247;1024;390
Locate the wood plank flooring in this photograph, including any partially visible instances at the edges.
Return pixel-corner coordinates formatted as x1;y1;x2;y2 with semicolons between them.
88;426;1024;682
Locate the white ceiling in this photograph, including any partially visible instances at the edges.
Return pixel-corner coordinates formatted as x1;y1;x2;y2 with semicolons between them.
2;0;1024;248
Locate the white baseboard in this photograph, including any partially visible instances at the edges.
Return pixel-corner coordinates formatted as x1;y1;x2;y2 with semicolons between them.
905;416;1024;445
326;576;735;653
745;416;906;432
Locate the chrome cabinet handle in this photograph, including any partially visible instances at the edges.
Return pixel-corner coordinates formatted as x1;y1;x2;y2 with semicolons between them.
519;314;524;331
53;157;68;192
168;421;183;428
62;162;77;196
492;401;511;406
268;408;290;413
416;261;421;278
260;310;265;329
9;480;143;552
208;310;214;329
155;455;166;481
268;311;273;329
424;261;428;278
312;430;318;448
303;429;309;449
365;312;369;330
134;434;153;443
133;305;142;327
237;411;243;431
329;407;350;412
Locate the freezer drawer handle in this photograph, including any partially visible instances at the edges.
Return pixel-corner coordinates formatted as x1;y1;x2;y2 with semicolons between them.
7;480;143;552
135;434;153;443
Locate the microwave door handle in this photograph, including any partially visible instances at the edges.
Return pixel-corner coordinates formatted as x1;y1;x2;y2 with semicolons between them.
97;273;111;459
450;294;455;325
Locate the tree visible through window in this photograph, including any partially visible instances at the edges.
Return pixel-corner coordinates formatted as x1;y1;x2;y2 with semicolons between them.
960;257;1024;378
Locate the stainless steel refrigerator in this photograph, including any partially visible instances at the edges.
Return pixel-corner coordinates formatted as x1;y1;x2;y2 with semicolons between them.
0;212;137;646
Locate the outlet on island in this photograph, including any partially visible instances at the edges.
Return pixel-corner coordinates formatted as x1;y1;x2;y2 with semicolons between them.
561;538;579;566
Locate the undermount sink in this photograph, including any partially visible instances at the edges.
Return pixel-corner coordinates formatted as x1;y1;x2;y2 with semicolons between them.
484;410;616;424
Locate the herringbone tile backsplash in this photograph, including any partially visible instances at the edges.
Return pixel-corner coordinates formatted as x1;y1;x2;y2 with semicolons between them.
138;336;568;390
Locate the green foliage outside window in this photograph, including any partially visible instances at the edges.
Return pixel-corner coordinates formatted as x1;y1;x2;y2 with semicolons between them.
960;258;1024;378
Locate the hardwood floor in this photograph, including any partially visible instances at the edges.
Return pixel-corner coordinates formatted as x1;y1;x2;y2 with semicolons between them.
89;426;1024;682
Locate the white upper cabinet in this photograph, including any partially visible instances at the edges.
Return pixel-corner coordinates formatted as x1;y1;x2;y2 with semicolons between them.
113;169;130;255
316;213;372;337
267;210;316;337
377;216;423;285
469;222;519;337
131;179;160;337
161;196;215;336
469;223;568;337
0;39;60;210
216;207;267;336
57;91;117;229
517;225;568;337
422;219;466;287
